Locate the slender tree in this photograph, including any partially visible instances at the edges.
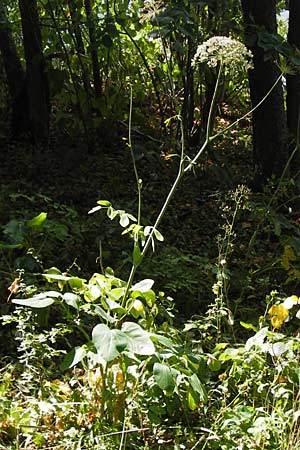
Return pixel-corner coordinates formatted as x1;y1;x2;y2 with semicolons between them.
286;0;300;146
19;0;50;143
84;0;102;102
0;0;29;138
241;0;288;179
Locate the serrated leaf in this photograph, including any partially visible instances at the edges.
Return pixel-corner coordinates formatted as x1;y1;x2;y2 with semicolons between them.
153;362;175;393
131;279;154;293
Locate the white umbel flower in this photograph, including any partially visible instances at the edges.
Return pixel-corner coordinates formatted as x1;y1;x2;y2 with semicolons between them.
193;36;253;72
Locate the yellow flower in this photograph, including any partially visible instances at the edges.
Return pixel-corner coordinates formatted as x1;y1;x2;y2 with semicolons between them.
268;303;289;329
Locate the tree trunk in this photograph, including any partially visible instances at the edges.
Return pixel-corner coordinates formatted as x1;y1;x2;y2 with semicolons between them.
287;0;300;146
19;0;50;143
84;0;102;102
241;0;288;179
0;0;29;138
67;0;91;106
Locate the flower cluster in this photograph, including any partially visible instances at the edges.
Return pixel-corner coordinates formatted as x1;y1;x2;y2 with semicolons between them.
268;295;300;329
193;36;253;72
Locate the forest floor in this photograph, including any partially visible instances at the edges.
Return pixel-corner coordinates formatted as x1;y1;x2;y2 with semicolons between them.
0;114;254;317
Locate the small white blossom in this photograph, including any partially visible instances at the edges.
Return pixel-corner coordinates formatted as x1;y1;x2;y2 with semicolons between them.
193;36;253;72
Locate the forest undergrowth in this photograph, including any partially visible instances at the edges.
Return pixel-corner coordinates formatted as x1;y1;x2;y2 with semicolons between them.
1;107;300;450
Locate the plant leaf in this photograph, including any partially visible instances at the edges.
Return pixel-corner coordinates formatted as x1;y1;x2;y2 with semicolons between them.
92;324;127;362
153;362;175;393
60;346;86;370
122;322;155;355
12;296;55;308
131;279;154;293
27;212;47;229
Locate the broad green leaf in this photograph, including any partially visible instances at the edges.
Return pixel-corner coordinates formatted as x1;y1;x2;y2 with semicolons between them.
68;277;86;289
144;289;156;307
92;324;127;362
82;304;114;323
42;273;70;281
0;241;22;250
63;292;80;310
27;212;47;229
60;346;86;370
104;298;127;314
245;327;268;351
187;387;199;411
207;355;221;372
150;332;174;349
189;373;207;402
131;279;154;293
130;299;145;318
85;284;101;301
109;287;125;300
153;362;175;393
12;296;55;308
122;322;155;355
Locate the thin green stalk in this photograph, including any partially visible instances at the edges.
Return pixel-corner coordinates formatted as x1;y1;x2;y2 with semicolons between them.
123;64;225;301
210;73;283;143
128;85;142;226
123;67;285;304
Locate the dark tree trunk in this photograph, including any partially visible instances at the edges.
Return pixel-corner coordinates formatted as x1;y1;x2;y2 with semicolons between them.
19;0;50;143
0;0;29;138
68;0;91;105
84;0;102;102
241;0;288;179
287;0;300;146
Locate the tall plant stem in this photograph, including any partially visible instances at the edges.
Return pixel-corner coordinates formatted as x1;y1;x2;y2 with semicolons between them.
128;85;142;226
123;69;284;302
123;63;224;302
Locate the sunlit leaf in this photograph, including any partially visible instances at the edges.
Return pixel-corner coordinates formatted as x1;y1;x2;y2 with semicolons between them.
27;212;47;229
92;324;127;361
60;346;86;370
122;322;155;355
153;362;175;393
63;292;81;310
131;279;154;293
12;296;55;308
